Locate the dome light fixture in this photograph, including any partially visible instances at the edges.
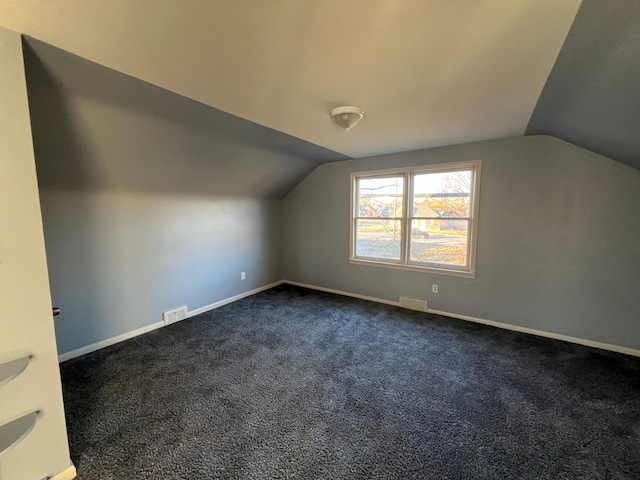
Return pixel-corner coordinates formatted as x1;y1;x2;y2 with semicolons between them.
330;106;364;131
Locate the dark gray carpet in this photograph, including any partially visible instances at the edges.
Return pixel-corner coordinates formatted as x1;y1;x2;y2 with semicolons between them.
60;284;640;479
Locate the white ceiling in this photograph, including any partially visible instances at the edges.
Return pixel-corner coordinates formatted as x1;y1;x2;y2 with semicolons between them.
0;0;581;158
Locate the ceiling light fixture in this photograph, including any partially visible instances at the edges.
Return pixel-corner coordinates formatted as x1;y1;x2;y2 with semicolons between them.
330;106;364;131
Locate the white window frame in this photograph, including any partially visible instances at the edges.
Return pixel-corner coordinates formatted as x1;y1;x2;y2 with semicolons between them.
349;160;481;278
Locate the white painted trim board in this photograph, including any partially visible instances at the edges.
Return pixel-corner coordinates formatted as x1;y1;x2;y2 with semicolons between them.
49;463;77;480
58;281;283;362
58;279;639;362
57;321;164;363
186;281;282;317
283;280;640;358
284;280;401;307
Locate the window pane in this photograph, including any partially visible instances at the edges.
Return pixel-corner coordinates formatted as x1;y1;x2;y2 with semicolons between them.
410;220;468;266
412;171;471;218
357;176;403;218
356;219;402;260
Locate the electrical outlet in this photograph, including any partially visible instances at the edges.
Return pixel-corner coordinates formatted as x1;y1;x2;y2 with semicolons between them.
241;272;246;280
432;284;438;293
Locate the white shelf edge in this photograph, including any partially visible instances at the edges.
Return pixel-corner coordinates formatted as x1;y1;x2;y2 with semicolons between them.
0;355;30;388
0;411;38;455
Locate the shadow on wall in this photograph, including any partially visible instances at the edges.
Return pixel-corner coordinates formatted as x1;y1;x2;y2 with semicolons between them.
22;37;347;199
23;41;88;193
525;0;640;171
21;37;295;356
37;190;282;355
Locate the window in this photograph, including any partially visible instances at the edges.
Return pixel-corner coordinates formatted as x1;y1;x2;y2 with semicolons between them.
350;160;481;277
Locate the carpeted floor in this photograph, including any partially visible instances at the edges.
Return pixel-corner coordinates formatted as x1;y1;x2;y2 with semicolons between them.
60;284;640;479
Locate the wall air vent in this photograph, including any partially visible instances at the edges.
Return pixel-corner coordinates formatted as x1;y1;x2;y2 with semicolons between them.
399;297;428;312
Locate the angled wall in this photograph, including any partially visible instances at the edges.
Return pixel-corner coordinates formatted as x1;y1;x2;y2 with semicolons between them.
526;0;640;170
23;39;342;357
283;136;640;352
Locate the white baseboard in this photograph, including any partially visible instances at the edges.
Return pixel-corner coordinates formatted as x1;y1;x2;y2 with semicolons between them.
282;280;640;358
283;280;401;307
427;308;640;357
58;321;164;362
58;281;283;363
49;463;76;480
58;279;639;362
186;281;283;318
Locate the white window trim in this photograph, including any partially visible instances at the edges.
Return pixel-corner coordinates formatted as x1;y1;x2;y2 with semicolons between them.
349;160;481;278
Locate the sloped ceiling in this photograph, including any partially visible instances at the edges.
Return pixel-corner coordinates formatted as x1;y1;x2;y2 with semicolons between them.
0;0;580;158
526;0;640;171
24;38;344;199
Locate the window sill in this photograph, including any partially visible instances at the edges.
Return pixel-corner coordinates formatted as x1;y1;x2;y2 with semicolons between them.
349;258;477;278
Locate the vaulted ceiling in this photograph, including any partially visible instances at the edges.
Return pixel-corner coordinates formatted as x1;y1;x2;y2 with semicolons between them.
0;0;581;158
3;1;639;170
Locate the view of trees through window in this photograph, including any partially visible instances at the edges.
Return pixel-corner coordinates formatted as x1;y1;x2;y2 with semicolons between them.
409;170;470;265
356;176;404;260
355;169;472;266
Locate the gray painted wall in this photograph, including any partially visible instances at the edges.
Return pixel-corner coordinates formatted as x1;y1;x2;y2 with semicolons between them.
39;192;281;355
526;0;640;171
23;40;321;356
282;136;640;351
